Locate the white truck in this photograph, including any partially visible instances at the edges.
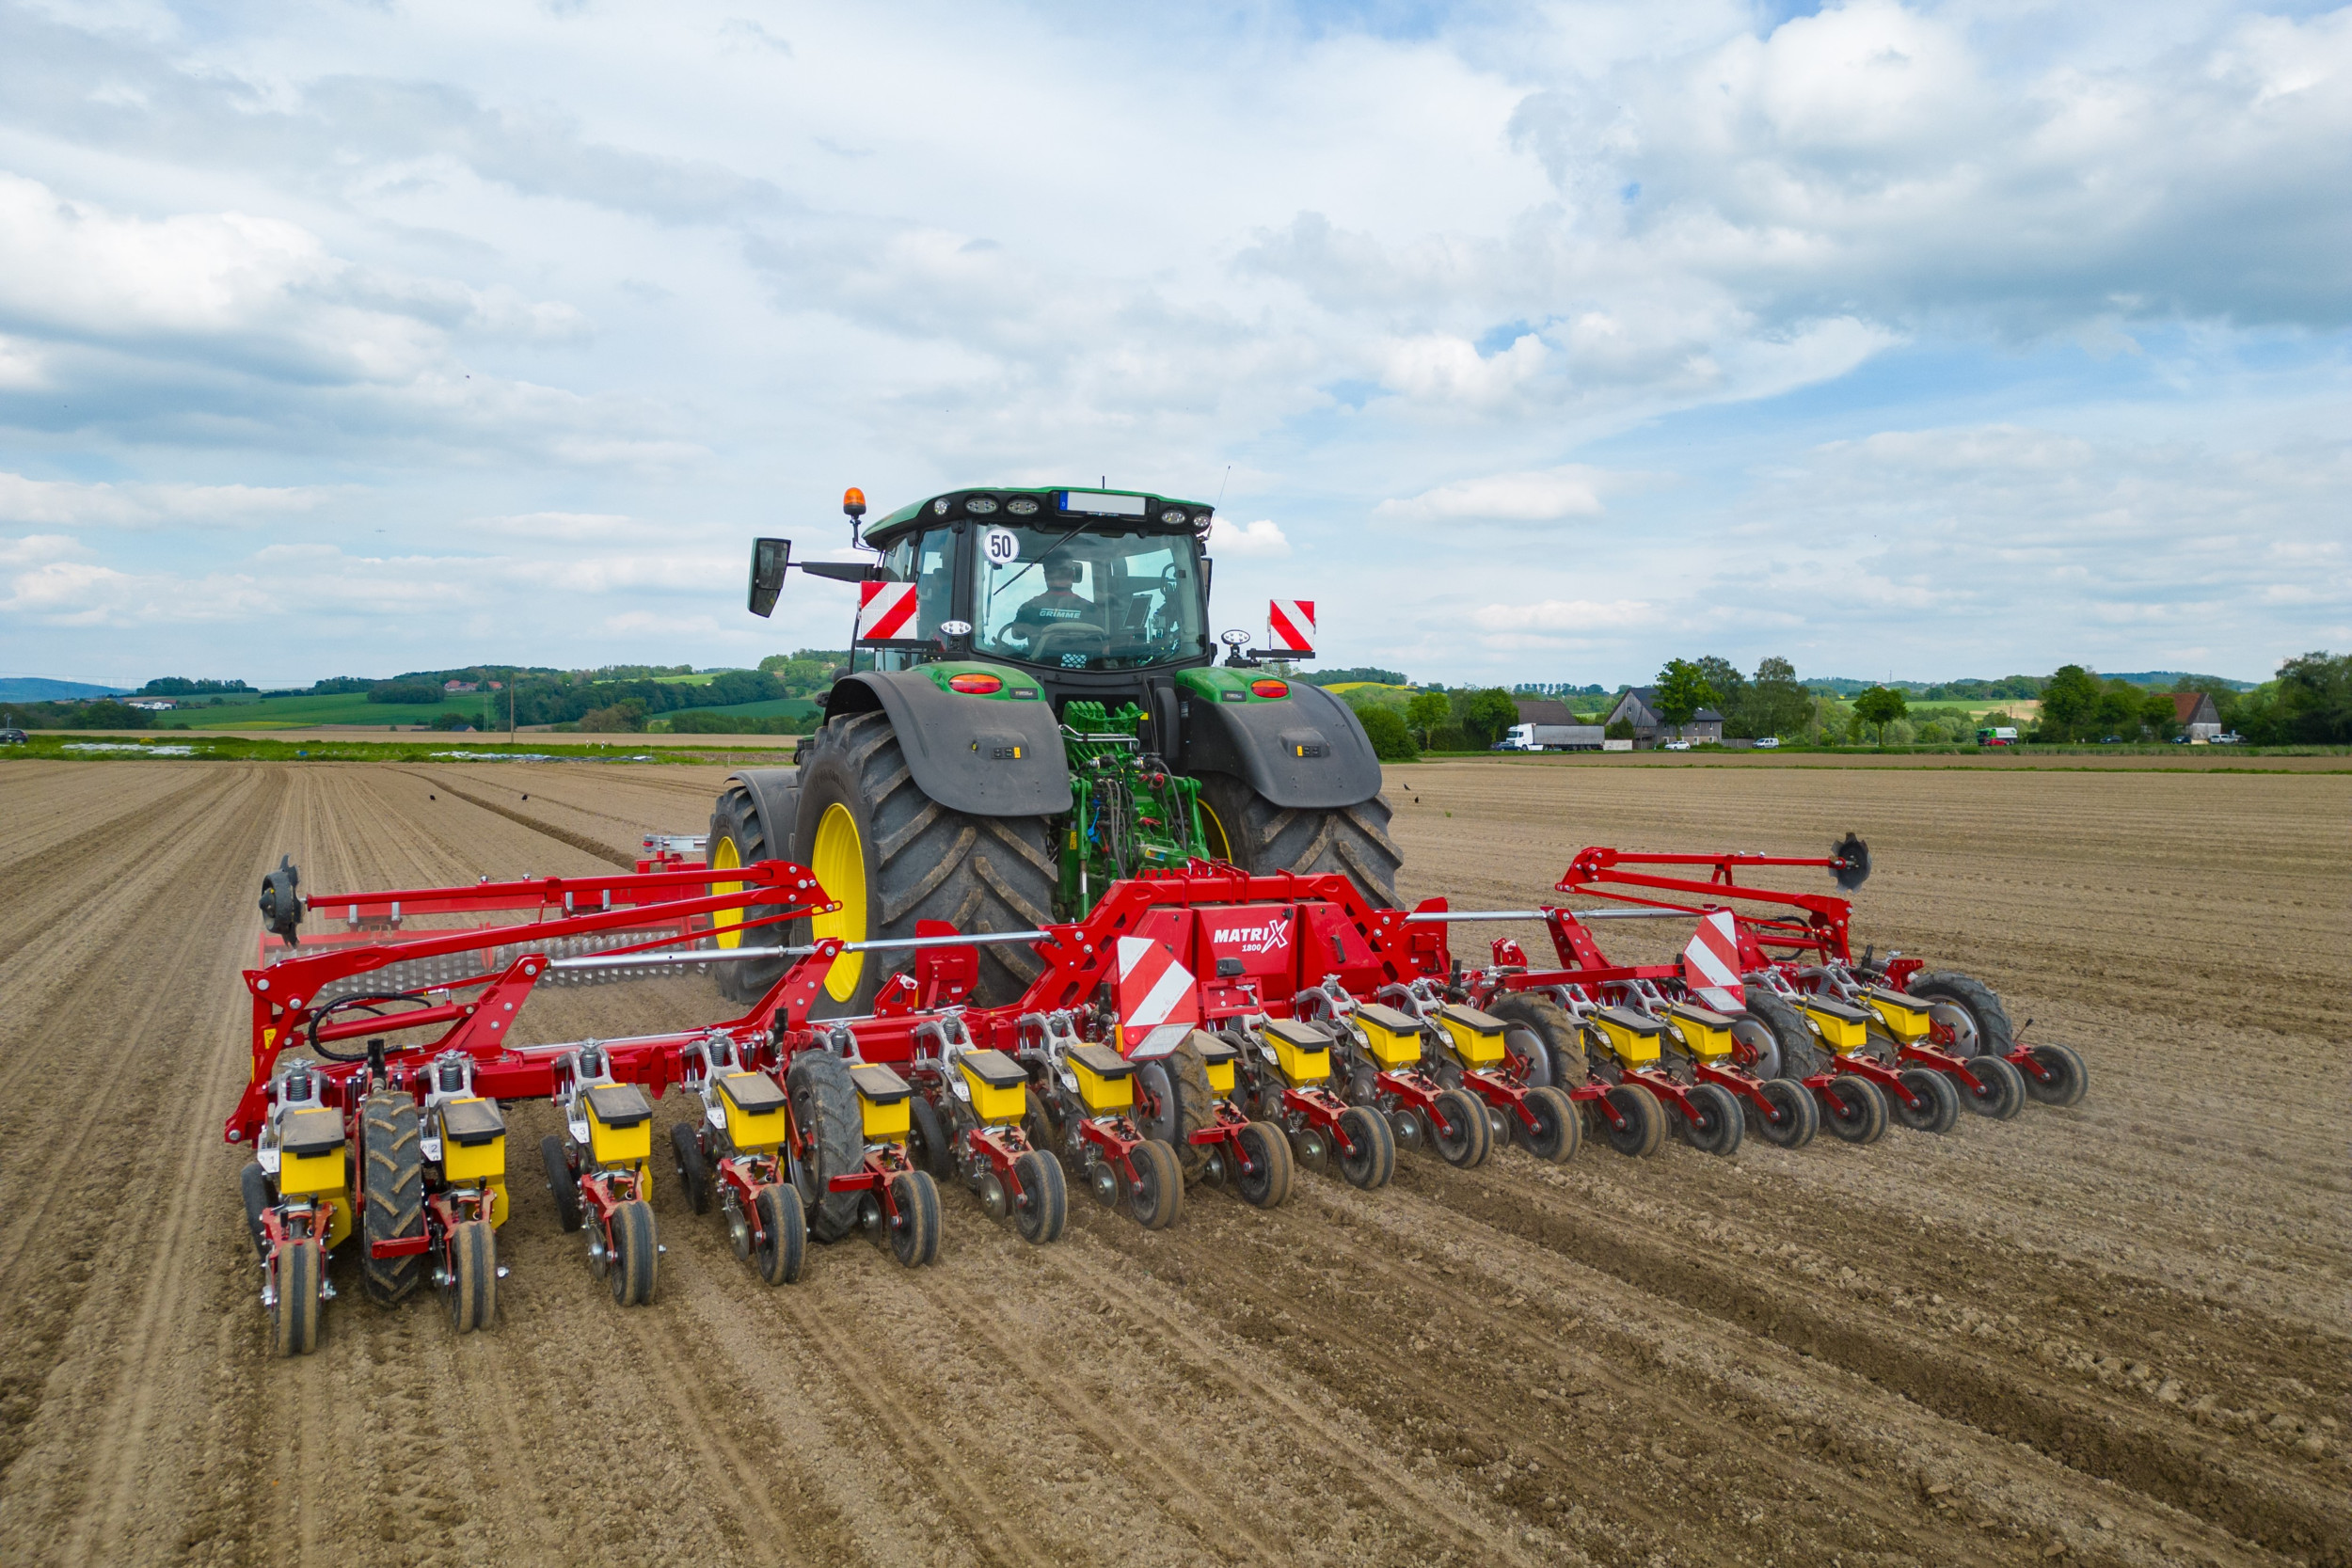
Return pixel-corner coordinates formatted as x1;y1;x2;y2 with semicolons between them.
1493;722;1604;752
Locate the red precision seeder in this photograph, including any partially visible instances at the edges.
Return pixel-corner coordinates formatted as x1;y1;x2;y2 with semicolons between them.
1403;839;2086;1160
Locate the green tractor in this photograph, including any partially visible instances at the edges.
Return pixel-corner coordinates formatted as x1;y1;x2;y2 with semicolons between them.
708;483;1400;1015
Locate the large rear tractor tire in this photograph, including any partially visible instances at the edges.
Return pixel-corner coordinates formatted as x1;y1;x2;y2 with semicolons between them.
708;778;793;1004
1194;774;1401;907
787;1052;866;1243
1483;992;1587;1087
792;712;1058;1016
359;1094;425;1306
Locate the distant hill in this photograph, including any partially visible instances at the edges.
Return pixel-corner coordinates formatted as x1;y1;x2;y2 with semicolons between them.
2102;671;2259;690
0;677;130;702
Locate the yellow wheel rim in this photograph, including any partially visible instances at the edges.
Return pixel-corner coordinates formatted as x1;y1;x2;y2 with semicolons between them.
709;832;743;949
1197;799;1234;865
809;801;867;1003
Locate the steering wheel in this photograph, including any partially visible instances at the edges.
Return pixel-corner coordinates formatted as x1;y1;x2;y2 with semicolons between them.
1027;622;1109;661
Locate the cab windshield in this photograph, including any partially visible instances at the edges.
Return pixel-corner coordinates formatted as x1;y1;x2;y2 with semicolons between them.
973;524;1207;672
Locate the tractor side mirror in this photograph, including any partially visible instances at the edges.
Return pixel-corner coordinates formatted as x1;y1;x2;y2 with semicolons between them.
749;537;790;617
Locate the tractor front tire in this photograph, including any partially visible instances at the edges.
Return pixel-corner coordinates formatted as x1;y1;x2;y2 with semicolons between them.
1195;773;1401;907
794;712;1057;1015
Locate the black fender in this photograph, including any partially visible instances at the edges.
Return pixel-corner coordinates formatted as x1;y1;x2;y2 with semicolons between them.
720;768;803;860
1184;680;1382;810
821;672;1073;817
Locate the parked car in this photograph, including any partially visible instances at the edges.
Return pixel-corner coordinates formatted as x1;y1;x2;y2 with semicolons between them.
1662;738;1692;752
2212;732;2245;745
0;727;25;745
1754;736;1781;750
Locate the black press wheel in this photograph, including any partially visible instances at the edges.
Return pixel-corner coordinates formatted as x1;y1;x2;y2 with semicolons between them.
2022;1042;2089;1107
359;1093;425;1306
888;1171;941;1267
1679;1082;1745;1157
1482;991;1586;1087
1890;1068;1961;1134
787;1052;866;1243
1011;1150;1066;1244
1334;1105;1396;1190
271;1237;323;1357
1748;1077;1820;1149
672;1122;712;1214
1957;1053;2026;1119
610;1198;658;1306
1234;1121;1293;1209
754;1182;807;1284
541;1135;584;1231
1129;1139;1184;1230
240;1161;273;1260
1597;1084;1666;1158
792;711;1058;1015
445;1218;495;1333
1518;1085;1580;1162
1430;1087;1491;1169
1820;1075;1888;1145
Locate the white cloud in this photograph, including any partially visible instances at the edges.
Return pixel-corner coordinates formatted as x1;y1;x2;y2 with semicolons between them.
1377;467;1607;525
0;2;2344;688
0;470;331;529
1209;516;1290;558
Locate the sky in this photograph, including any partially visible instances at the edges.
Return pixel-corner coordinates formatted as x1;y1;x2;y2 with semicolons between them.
0;0;2346;690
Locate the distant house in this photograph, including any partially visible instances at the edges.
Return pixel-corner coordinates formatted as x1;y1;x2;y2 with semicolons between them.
2171;691;2222;742
1606;687;1724;746
444;680;479;693
1511;697;1582;727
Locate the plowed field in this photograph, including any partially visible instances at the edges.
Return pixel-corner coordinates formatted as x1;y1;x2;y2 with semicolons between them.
0;758;2344;1568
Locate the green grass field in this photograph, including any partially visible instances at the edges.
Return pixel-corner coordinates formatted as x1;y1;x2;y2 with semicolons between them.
159;691;469;729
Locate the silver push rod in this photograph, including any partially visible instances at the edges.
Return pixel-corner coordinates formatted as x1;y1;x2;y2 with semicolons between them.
1403;907;1701;923
548;928;1056;973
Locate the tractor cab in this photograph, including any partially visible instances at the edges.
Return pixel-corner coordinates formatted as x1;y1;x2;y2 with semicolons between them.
859;486;1216;688
750;485;1221;708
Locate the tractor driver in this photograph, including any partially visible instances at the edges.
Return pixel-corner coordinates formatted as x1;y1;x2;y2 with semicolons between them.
1001;557;1101;652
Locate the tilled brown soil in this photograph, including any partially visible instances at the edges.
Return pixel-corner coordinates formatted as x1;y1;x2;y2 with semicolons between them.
0;757;2344;1568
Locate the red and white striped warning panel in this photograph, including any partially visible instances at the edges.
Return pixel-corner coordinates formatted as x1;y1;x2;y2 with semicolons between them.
855;580;918;641
1680;911;1746;1012
1115;935;1200;1058
1266;599;1315;653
